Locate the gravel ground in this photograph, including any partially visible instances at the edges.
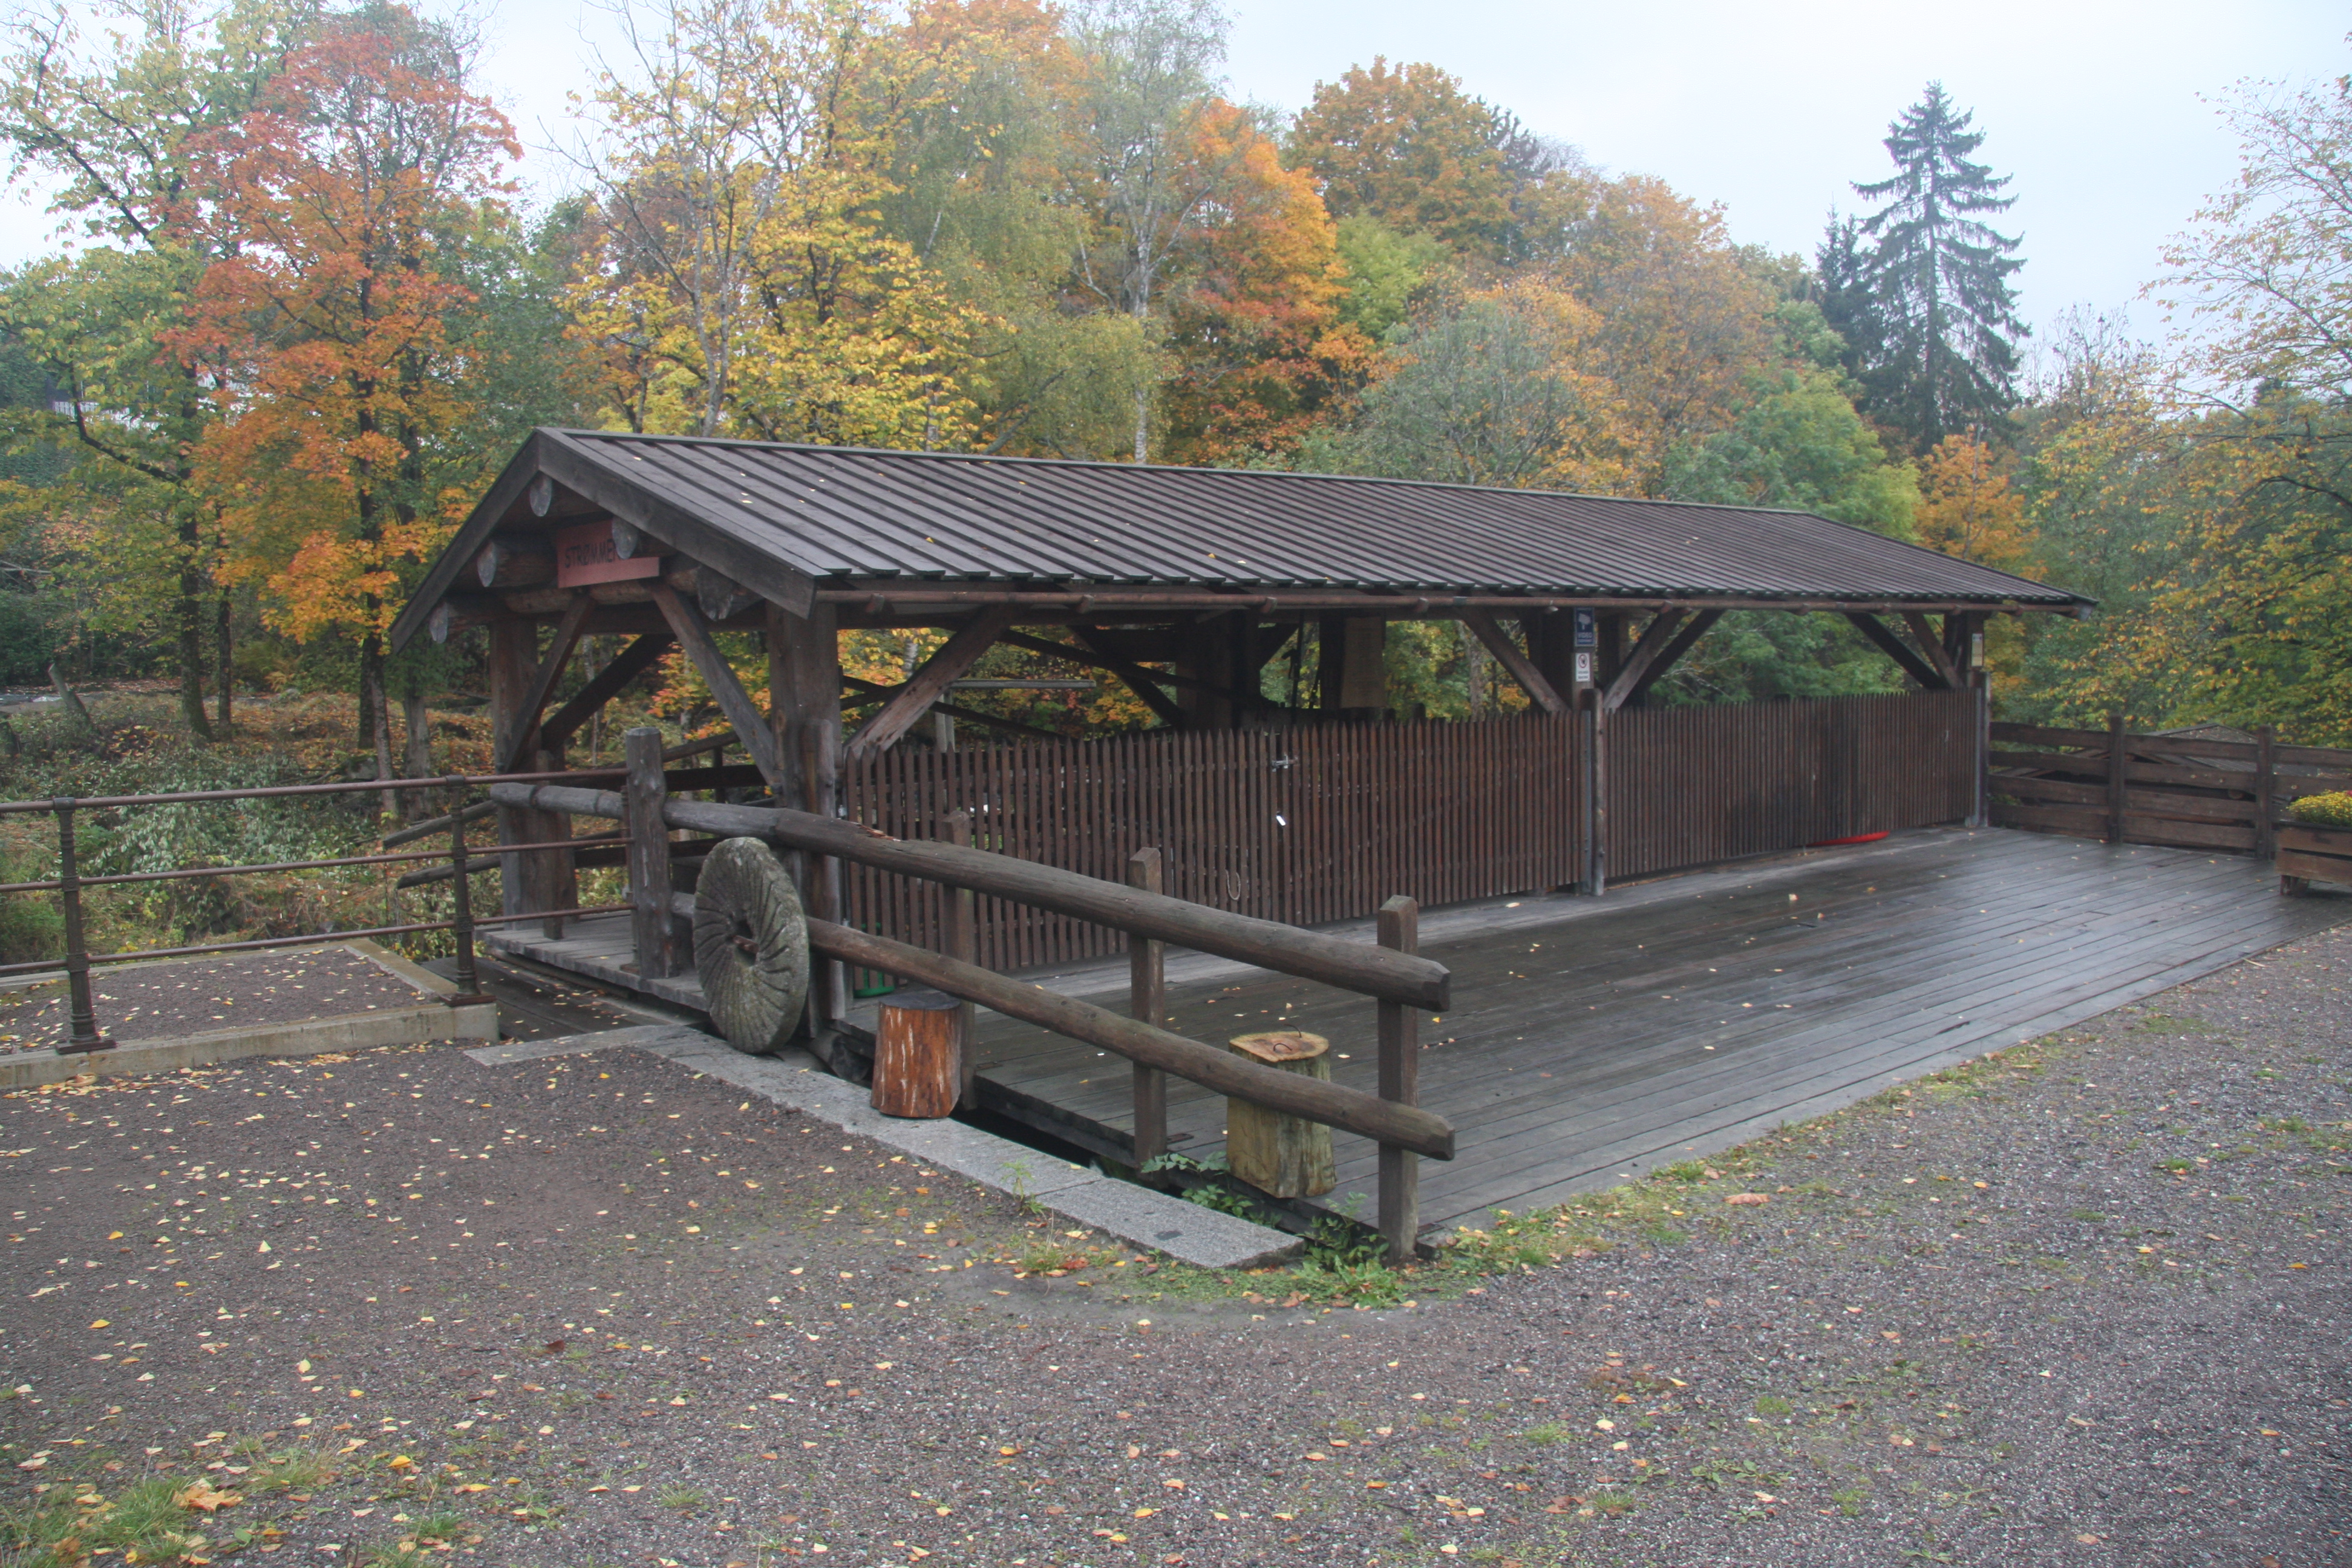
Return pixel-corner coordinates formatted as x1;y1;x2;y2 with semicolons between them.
0;923;2345;1568
0;949;432;1054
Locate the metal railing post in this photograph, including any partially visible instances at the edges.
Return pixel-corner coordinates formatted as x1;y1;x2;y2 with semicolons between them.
1128;846;1167;1166
1376;893;1419;1264
54;799;112;1054
444;778;488;1007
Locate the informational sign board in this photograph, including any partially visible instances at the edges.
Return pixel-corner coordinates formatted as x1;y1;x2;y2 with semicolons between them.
1573;607;1597;648
1574;650;1594;687
553;520;662;587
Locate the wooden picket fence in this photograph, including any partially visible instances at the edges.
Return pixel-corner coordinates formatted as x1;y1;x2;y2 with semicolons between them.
834;688;1994;973
840;713;1583;973
1608;688;1981;880
1987;719;2352;860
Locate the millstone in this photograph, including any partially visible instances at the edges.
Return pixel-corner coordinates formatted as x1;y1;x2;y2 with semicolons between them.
691;837;810;1054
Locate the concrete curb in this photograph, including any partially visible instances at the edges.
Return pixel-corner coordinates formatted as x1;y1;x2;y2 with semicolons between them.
467;1025;1302;1271
0;1001;500;1090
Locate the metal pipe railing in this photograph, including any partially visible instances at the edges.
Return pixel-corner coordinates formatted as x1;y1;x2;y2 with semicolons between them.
0;769;624;1051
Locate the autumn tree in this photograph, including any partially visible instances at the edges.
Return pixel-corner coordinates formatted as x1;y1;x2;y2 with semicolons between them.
1916;433;2029;569
172;5;516;781
1158;99;1368;464
0;0;316;734
571;0;987;448
1545;174;1786;493
1840;83;2027;452
1062;0;1237;461
1284;58;1514;258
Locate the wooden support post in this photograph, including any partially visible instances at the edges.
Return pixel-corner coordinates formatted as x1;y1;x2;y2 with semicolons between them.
498;590;595;771
1316;613;1347;711
1460;607;1568;715
872;990;962;1118
1586;700;1608;895
1129;846;1167;1166
1226;1031;1334;1198
488;619;577;930
1971;675;1991;829
944;811;977;1108
625;726;676;979
2106;711;2130;845
1525;610;1576;709
770;601;843;1033
2256;724;2278;861
1376;894;1420;1264
1596;612;1628;691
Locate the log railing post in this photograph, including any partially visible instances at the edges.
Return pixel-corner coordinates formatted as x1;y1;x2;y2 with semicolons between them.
944;811;978;1108
54;800;112;1054
1376;893;1419;1264
2106;711;2130;845
1128;846;1167;1165
625;727;676;979
2255;724;2278;861
444;779;488;1007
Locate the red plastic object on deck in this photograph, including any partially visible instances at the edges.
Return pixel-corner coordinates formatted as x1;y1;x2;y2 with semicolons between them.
1808;831;1890;848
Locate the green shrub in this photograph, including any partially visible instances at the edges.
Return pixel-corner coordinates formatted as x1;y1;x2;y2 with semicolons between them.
2290;791;2352;829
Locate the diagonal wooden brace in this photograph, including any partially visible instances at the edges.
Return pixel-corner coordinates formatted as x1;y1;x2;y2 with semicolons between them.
846;605;1022;754
1460;607;1569;716
498;591;595;771
650;581;787;788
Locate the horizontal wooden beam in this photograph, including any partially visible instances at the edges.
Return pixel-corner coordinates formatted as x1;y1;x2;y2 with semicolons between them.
819;588;2078;616
801;917;1453;1159
491;782;1452;1010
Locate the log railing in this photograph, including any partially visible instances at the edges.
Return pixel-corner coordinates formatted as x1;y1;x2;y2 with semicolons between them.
491;776;1455;1261
1988;719;2352;859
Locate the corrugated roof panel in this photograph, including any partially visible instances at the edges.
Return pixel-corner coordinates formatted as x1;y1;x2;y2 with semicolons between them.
538;430;2086;606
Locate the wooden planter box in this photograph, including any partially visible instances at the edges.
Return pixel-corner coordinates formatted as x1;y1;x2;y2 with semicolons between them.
2279;822;2352;891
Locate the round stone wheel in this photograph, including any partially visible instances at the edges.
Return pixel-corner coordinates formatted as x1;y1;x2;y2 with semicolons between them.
692;837;810;1055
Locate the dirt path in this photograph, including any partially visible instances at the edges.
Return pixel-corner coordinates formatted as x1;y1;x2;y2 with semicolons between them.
1;926;2345;1568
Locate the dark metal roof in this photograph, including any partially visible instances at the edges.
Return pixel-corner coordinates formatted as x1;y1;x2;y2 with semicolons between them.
400;428;2087;640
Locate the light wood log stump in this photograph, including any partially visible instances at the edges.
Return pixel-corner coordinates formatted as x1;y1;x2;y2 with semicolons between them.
1226;1031;1335;1198
873;988;963;1119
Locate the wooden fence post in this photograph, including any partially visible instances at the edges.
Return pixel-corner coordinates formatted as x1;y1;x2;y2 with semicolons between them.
1129;846;1168;1165
1586;701;1609;895
944;811;978;1108
2105;711;2131;845
1376;893;1420;1265
625;727;675;979
2256;724;2278;861
1972;676;1991;828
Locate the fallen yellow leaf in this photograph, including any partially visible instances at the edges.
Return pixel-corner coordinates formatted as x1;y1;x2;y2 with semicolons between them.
175;1480;241;1512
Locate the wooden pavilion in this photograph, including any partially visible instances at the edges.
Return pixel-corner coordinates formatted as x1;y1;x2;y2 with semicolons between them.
390;427;2089;1048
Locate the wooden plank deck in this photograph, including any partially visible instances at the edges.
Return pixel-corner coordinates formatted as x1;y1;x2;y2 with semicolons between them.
488;827;2348;1233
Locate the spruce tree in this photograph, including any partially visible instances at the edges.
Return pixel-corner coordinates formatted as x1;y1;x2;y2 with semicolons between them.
1843;83;2027;451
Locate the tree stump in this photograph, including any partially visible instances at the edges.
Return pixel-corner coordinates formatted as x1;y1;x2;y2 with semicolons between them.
1225;1031;1335;1198
872;988;963;1119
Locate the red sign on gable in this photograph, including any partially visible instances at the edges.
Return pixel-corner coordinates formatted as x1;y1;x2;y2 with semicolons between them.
553;520;663;587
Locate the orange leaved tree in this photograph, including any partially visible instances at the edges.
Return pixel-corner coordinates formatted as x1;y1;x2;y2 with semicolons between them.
171;7;516;782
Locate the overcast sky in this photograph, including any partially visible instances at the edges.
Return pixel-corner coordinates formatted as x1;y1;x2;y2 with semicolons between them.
7;0;2344;348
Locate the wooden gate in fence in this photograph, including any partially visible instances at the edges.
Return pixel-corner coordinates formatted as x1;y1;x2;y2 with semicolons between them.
1988;719;2352;857
836;689;1987;972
